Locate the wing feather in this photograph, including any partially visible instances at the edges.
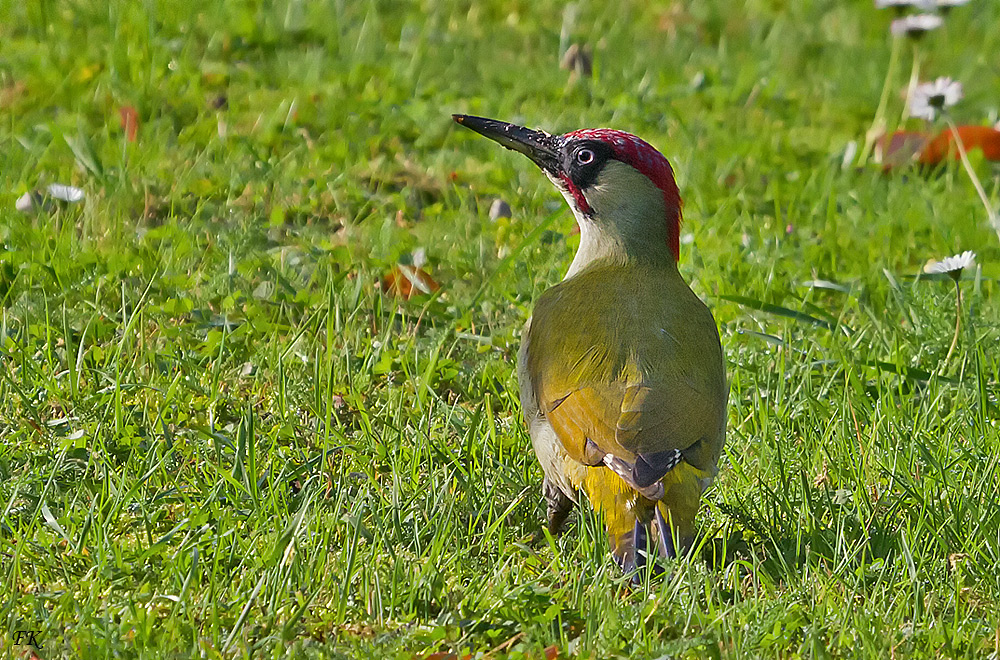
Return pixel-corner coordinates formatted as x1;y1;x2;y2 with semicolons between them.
526;264;727;488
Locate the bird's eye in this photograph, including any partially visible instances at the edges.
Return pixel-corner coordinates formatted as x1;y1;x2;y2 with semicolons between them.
576;149;594;165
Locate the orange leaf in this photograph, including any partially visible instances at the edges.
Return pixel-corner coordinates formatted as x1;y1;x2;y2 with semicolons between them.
543;645;560;659
919;125;1000;165
381;265;440;299
119;106;139;142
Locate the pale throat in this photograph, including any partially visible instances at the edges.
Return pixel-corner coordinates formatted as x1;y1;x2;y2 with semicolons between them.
552;161;676;280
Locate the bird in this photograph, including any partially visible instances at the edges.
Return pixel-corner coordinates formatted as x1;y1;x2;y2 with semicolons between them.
454;114;727;574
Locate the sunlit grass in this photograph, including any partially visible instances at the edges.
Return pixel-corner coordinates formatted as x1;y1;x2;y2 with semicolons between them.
1;1;999;658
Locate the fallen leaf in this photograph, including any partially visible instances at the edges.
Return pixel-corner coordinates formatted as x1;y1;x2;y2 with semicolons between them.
119;106;139;142
919;125;1000;164
875;131;929;169
560;43;592;79
381;265;440;299
0;80;27;109
657;3;694;39
877;125;1000;169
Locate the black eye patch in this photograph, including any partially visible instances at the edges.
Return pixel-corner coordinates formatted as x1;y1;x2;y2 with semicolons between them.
563;140;613;190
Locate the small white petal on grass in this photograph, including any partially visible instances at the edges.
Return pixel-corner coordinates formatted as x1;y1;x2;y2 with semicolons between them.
46;183;84;203
910;77;963;121
890;13;943;37
411;247;427;268
489;198;512;221
15;191;37;212
924;250;975;275
841;140;859;170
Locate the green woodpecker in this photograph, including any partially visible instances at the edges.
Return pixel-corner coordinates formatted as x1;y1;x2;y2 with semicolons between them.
454;115;727;573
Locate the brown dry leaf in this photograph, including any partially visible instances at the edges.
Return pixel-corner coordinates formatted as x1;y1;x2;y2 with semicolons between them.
657;3;694;39
119;106;139;142
948;553;968;571
560;43;592;79
812;460;829;488
381;265;440;299
0;80;27;109
874;131;930;170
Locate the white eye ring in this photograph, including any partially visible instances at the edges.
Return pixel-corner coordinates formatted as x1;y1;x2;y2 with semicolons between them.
576;149;594;165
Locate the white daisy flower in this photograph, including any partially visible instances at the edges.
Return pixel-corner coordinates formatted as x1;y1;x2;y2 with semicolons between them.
890;13;944;38
15;184;85;214
925;250;975;278
46;183;85;203
910;77;963;121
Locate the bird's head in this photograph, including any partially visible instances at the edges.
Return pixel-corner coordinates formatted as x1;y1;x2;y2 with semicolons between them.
454;114;682;271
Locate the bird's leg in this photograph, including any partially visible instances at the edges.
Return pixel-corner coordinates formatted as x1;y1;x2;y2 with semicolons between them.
653;505;676;559
616;519;665;586
543;478;574;535
635;519;667;578
611;525;638;574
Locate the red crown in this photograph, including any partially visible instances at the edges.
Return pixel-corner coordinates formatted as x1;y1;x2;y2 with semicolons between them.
566;128;682;260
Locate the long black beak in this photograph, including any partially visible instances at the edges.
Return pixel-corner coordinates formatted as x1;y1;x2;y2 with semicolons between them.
453;114;561;173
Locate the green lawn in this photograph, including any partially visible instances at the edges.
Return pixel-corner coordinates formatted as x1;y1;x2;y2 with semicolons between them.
2;1;1000;658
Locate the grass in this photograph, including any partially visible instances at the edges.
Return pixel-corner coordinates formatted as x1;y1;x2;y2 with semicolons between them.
2;0;1000;657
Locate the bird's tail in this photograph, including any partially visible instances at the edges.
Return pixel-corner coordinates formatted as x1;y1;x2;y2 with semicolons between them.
582;467;644;571
584;461;704;573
